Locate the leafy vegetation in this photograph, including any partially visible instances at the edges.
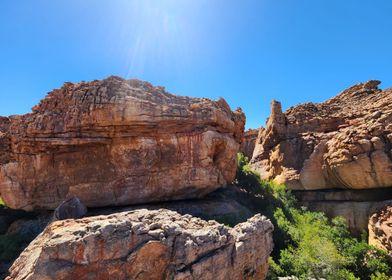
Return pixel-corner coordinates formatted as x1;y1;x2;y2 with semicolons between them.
235;153;391;280
0;197;4;206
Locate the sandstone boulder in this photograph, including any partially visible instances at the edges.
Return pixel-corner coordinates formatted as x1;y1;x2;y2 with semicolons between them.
0;77;245;210
6;209;273;280
252;81;392;190
369;205;392;259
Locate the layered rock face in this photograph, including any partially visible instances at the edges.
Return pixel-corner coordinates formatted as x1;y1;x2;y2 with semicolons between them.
7;209;274;280
0;76;245;210
369;205;392;259
241;129;260;159
252;80;392;190
298;189;392;235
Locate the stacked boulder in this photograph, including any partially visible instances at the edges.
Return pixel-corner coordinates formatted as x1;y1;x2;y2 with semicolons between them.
0;76;274;280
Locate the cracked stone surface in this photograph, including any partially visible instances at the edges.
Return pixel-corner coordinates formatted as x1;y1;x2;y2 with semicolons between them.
369;205;392;259
0;76;245;210
6;209;274;280
251;80;392;190
241;129;260;160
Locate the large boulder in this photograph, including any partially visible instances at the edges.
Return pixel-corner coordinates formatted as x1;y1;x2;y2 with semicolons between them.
252;80;392;190
369;205;392;259
6;209;274;280
0;77;245;210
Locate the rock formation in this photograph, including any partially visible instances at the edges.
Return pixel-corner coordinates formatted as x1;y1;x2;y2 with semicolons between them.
369;205;392;259
252;80;392;190
6;209;274;280
298;189;392;235
92;186;256;227
241;129;260;159
0;116;11;165
0;76;245;210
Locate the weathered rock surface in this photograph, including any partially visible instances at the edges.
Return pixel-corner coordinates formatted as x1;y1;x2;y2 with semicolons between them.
0;76;245;210
241;129;260;159
0;187;257;279
6;209;274;280
301;199;392;236
252;81;392;190
92;186;255;227
0;116;11;165
369;205;392;259
296;189;392;235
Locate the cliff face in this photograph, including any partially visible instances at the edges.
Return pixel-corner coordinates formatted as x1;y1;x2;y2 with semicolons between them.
298;189;392;235
369;205;392;259
0;77;245;210
0;117;11;165
241;129;260;159
252;80;392;190
6;209;274;280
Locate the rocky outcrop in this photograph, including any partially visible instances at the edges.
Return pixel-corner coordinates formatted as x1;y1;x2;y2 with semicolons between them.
0;76;245;210
0;116;11;165
6;209;274;280
252;81;392;190
369;205;392;259
241;129;260;159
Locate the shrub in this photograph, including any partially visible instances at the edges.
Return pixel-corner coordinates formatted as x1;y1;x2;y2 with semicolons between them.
370;272;392;280
234;153;391;280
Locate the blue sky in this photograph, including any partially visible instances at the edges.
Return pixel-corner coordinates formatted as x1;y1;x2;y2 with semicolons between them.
1;1;392;129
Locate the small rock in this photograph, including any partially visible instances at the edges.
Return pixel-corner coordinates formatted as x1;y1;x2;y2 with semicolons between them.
53;196;87;221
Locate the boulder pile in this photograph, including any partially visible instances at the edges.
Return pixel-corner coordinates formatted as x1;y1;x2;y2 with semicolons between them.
0;77;274;280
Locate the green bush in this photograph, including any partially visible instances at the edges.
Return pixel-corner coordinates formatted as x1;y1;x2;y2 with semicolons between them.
234;153;391;280
0;197;5;207
370;272;392;280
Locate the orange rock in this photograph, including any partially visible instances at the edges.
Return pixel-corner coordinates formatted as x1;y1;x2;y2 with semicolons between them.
252;80;392;190
0;77;245;210
369;205;392;259
241;128;260;159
